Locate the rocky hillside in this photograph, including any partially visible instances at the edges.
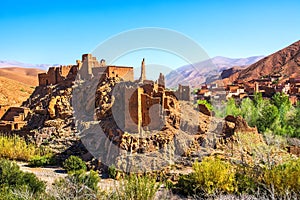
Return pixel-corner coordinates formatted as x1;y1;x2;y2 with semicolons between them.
233;40;300;82
0;76;35;106
20;81;91;165
0;67;45;106
220;66;244;79
165;56;263;88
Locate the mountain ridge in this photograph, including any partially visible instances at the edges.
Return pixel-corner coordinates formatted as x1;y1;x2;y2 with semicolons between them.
215;40;300;85
236;40;300;82
0;60;58;70
0;67;45;86
165;56;264;88
0;67;45;106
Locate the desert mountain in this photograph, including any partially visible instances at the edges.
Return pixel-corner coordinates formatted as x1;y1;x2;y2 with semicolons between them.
0;67;45;106
0;76;35;106
233;40;300;82
0;60;54;70
220;66;244;79
0;67;45;86
165;56;263;88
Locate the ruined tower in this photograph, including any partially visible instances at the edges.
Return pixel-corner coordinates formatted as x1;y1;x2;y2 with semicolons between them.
100;59;106;67
158;73;165;88
139;58;146;82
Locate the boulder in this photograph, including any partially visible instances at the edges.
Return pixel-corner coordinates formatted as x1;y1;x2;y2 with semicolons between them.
287;146;300;156
198;104;211;116
234;116;257;134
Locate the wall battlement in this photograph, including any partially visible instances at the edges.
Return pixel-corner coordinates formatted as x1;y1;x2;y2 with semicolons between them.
38;64;78;86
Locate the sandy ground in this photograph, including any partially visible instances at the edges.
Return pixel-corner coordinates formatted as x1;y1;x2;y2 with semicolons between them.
17;162;67;187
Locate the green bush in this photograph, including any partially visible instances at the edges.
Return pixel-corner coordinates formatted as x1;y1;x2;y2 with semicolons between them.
176;173;196;195
175;157;300;199
221;92;300;138
20;172;46;194
194;157;236;194
235;165;258;195
288;102;300;137
108;164;117;179
165;179;174;190
0;159;23;187
63;155;86;173
29;154;56;167
0;159;46;195
72;170;100;191
225;98;241;117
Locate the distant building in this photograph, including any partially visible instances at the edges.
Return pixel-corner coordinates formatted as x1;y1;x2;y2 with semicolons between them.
175;84;190;101
0;107;30;132
226;84;247;99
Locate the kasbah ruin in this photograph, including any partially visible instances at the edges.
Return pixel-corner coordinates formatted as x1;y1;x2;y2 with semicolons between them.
0;54;189;133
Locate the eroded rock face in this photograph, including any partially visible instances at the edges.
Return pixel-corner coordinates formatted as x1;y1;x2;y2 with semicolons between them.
198;104;212;116
21;83;81;161
222;115;258;137
234;116;258;134
95;77;119;120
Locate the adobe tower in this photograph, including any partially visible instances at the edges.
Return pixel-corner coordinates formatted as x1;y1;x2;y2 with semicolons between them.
139;58;146;82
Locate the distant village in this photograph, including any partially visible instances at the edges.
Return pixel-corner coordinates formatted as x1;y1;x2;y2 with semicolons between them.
194;75;300;105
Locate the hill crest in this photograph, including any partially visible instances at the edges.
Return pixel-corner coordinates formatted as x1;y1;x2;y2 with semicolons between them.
235;40;300;82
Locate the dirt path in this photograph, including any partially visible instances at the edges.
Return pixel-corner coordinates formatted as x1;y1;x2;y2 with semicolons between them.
17;162;67;188
17;162;119;191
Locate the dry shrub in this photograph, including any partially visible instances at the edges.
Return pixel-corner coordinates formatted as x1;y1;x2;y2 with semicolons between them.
0;135;39;161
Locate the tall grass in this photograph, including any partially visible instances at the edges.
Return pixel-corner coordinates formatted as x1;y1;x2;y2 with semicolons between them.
0;135;39;161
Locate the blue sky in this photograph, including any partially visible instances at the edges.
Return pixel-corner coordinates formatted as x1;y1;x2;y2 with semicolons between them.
1;0;300;69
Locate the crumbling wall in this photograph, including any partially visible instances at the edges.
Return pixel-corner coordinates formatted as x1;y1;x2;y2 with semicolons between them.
107;66;134;82
1;107;29;121
38;65;77;86
141;94;161;129
38;67;57;86
125;87;142;133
